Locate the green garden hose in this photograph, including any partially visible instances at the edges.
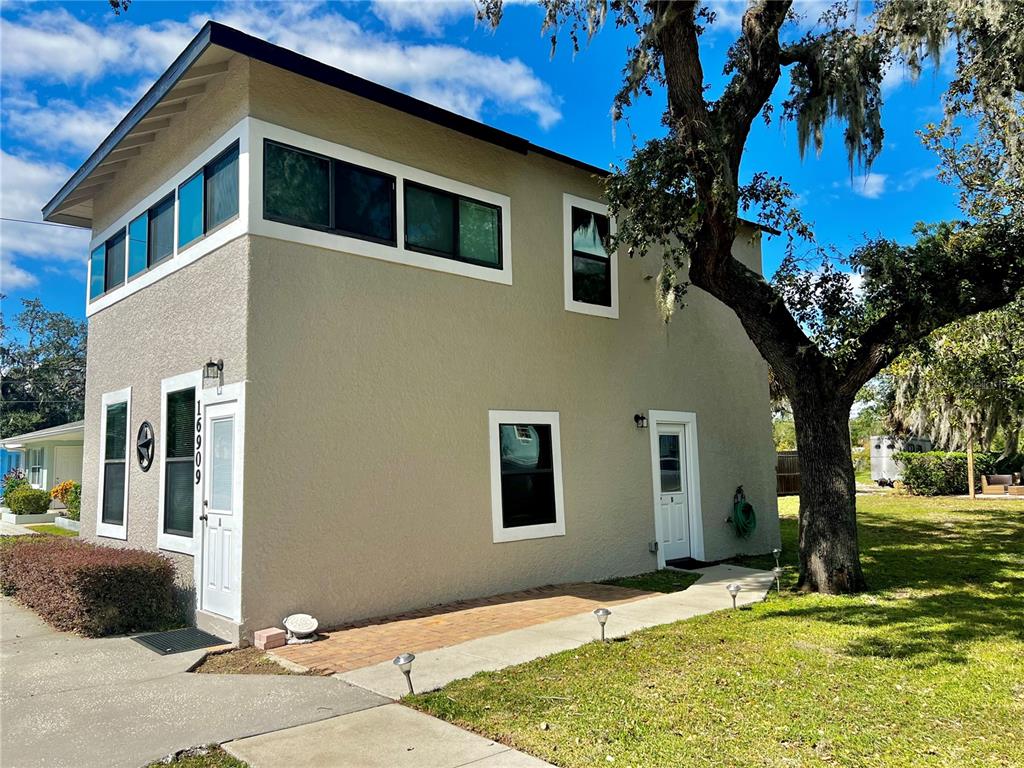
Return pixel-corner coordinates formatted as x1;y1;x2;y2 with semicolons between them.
732;486;757;538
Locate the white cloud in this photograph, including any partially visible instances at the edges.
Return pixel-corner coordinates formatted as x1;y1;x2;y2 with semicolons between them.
0;9;193;84
203;2;561;128
371;0;472;35
2;93;131;154
0;255;39;291
850;172;887;199
0;151;91;291
895;166;938;192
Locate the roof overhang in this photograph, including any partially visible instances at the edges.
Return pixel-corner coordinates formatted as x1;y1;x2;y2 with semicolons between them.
0;421;85;449
42;21;779;237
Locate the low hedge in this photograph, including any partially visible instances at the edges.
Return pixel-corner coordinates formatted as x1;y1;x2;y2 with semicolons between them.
6;488;52;515
0;537;177;636
896;451;999;496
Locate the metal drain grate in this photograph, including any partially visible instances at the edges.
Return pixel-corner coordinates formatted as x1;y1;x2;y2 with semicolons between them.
133;627;225;655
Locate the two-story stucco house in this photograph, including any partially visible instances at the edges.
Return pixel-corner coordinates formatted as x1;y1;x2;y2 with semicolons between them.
42;22;780;644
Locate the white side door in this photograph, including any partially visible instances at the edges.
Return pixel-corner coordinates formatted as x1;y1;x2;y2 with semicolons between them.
54;445;84;485
200;400;243;620
656;425;691;561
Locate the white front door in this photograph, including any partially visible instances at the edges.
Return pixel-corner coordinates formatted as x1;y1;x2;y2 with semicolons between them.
656;425;691;561
200;400;242;620
54;445;84;485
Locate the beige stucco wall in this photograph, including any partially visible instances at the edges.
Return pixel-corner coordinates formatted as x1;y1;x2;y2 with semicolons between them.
239;64;778;633
80;239;249;604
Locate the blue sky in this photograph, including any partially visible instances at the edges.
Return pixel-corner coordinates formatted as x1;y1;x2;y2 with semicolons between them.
0;1;959;325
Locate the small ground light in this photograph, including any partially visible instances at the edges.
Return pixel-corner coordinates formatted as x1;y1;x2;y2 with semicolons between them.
772;566;783;594
772;548;782;569
727;582;742;609
593;607;612;642
393;652;416;695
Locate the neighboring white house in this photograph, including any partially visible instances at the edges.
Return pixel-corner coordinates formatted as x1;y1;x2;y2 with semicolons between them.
0;421;85;492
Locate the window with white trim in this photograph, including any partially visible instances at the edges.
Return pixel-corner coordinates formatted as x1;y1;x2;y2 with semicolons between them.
563;194;618;319
27;448;44;487
97;388;130;539
489;410;565;543
158;371;201;553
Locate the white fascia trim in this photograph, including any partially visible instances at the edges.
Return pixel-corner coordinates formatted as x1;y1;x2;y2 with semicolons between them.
156;370;202;554
248;118;513;286
647;410;704;563
489;410;566;543
96;387;131;540
86;117;251;317
563;193;619;319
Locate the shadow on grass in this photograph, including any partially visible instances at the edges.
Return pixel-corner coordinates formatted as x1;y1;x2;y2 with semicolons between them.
739;501;1024;667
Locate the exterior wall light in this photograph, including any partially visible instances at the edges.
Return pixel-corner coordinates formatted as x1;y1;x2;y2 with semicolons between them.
593;607;612;642
726;582;742;609
772;548;782;569
393;652;416;694
772;566;783;594
633;413;648;429
203;358;224;392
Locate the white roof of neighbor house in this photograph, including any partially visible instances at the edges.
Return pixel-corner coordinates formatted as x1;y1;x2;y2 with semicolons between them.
0;420;85;449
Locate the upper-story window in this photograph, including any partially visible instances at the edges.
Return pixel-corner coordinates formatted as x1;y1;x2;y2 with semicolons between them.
263;139;397;246
404;181;501;269
90;229;127;300
178;142;239;249
563;194;618;319
128;193;175;279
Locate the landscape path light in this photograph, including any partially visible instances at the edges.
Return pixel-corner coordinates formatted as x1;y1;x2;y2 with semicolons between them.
726;582;742;609
772;548;782;569
593;607;612;642
393;652;416;695
772;566;783;594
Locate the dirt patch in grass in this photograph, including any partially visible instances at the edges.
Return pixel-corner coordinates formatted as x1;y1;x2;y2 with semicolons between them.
192;646;328;676
146;745;246;767
600;569;700;593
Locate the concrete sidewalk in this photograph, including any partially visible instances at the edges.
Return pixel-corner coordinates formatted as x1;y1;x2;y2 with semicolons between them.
336;564;772;698
225;703;553;767
0;598;387;768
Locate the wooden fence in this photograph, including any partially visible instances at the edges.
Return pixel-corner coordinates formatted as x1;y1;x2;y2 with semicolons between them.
776;451;801;496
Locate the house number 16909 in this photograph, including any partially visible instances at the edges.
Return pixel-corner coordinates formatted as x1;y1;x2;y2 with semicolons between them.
194;400;202;485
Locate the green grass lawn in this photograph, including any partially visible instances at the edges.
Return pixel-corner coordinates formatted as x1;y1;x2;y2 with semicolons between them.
411;495;1024;768
600;569;701;593
25;524;77;537
145;746;246;767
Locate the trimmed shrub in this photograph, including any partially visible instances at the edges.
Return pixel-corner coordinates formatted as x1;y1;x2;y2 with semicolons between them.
2;468;28;502
6;488;52;515
0;537;177;636
50;480;81;521
897;451;998;496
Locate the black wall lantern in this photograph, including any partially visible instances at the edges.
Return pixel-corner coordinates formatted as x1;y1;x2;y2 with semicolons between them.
137;421;155;471
634;413;649;429
203;358;224;391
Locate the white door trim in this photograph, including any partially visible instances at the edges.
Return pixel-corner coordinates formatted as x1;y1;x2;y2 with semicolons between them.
193;381;245;624
648;410;704;566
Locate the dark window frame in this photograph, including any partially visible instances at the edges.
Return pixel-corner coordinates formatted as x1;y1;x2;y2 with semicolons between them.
102;229;127;294
162;386;196;539
127;192;177;283
404;180;503;270
569;206;613;308
101;401;128;528
178;140;241;251
262;138;398;247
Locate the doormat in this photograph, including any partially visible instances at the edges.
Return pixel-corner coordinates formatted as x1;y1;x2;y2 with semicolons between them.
133;627;225;655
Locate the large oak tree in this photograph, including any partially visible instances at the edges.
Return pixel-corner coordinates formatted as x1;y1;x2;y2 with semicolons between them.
480;0;1024;592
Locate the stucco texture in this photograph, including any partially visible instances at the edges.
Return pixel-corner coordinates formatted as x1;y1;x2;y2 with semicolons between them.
80;239;250;599
238;64;778;633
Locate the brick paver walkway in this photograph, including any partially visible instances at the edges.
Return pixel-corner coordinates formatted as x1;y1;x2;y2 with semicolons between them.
272;582;650;674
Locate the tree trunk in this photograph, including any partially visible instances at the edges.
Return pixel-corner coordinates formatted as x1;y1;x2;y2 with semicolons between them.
791;394;866;594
